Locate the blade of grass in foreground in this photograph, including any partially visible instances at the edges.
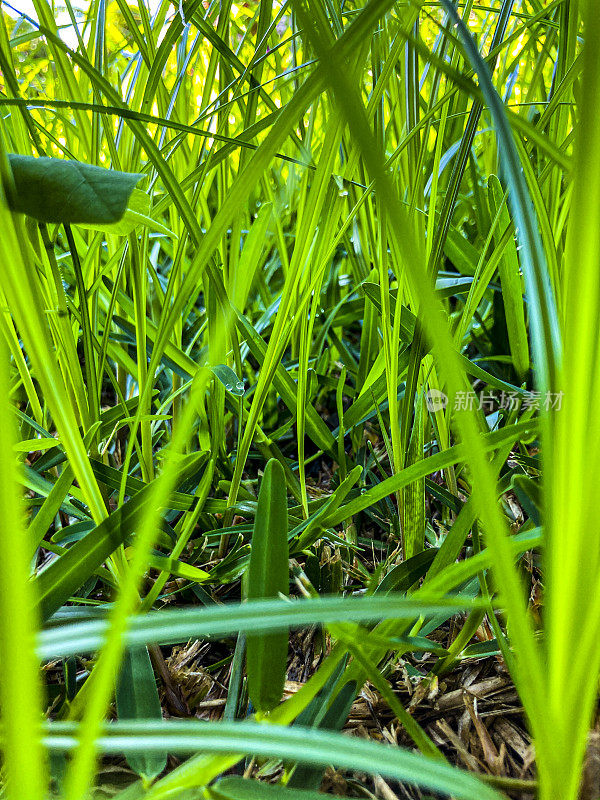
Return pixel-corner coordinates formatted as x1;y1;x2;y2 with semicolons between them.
44;721;506;800
38;595;486;659
543;1;600;797
0;327;47;798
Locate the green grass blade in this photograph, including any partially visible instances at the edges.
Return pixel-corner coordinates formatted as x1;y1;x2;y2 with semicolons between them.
0;325;47;800
246;459;290;713
115;647;168;780
44;720;505;800
38;595;487;660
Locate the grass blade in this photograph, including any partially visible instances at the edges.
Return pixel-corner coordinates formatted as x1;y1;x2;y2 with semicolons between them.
246;459;290;713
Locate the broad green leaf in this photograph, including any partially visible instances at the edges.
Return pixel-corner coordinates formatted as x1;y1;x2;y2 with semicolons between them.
5;155;142;224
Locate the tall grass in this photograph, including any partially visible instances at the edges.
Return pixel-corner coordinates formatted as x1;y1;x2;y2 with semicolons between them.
0;1;593;799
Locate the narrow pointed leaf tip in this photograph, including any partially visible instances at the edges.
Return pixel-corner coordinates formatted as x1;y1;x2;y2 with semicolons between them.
5;154;143;225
